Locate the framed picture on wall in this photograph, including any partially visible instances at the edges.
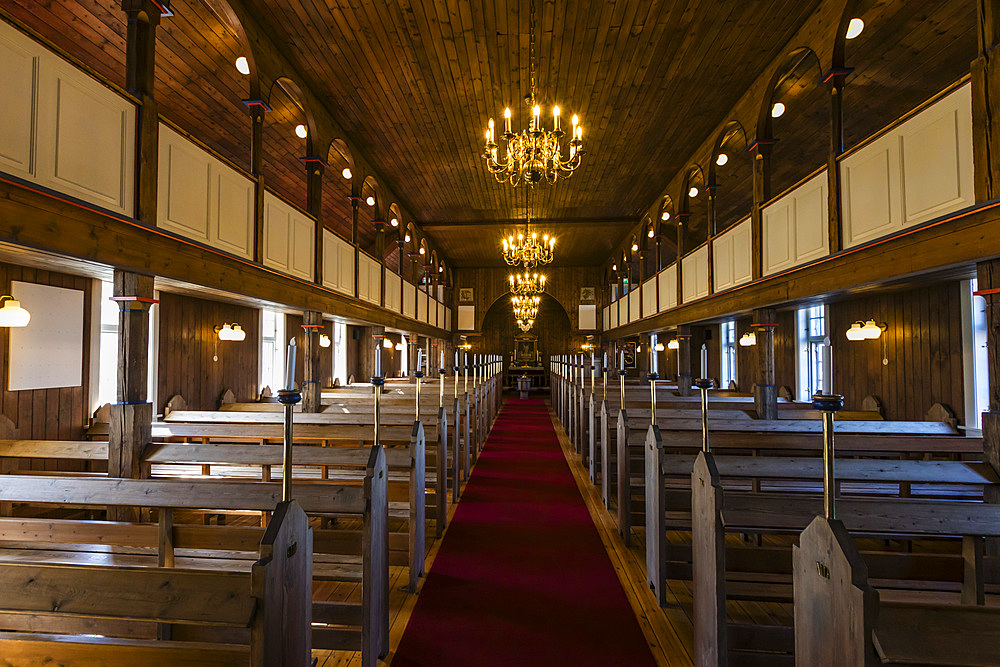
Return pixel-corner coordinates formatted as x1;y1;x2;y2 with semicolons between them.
621;341;637;370
580;286;596;302
459;287;474;303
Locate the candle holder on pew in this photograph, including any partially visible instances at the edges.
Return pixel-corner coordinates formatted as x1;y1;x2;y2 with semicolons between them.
811;393;844;520
414;367;423;421
694;378;713;453
648;372;659;426
277;387;301;502
438;366;446;409
619;365;627;406
602;364;608;402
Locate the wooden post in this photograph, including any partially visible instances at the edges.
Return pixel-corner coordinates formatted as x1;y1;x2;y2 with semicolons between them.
675;212;689;306
109;271;154;521
753;307;778;420
692;451;727;665
826;71;847;255
351;194;361;298
616;409;631;545
677;325;693;396
305;158;325;285
121;1;160;226
302;310;322;413
750;143;773;280
644;425;666;606
972;0;1000;202
977;261;1000;518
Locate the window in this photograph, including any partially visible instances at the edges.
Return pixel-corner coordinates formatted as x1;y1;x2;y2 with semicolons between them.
332;321;348;386
720;320;736;388
797;305;830;401
963;279;988;430
96;281;157;409
260;308;285;392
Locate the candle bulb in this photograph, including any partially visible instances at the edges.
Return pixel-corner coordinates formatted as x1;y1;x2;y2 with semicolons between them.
700;344;708;379
553;105;560;132
284;340;297;390
374;340;382;378
504;107;512;134
603;351;608;369
440;350;445;370
620;350;625;371
417;349;423;373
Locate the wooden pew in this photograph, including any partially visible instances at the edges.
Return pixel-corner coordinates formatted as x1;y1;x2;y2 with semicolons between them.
690;447;1000;666
0;449;390;662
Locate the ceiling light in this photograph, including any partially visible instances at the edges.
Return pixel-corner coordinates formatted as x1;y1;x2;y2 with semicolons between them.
688;187;699;198
0;297;30;327
667;339;679;350
342;167;352;179
390;218;398;227
771;102;785;118
366;196;375;206
648;228;654;238
235;56;250;75
319;334;331;348
716;153;728;166
631;242;639;252
295;124;307;139
404;233;411;243
419;247;425;255
739;331;757;347
612;263;617;271
661;211;670;221
845;18;864;40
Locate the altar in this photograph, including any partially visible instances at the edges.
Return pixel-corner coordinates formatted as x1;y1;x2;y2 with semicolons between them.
505;334;548;389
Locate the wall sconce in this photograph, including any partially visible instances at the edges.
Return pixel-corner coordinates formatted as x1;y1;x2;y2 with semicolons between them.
0;296;30;327
846;320;886;341
667;339;679;350
319;334;331;348
395;342;404;351
215;323;246;341
382;338;394;349
739;331;757;346
655;342;665;352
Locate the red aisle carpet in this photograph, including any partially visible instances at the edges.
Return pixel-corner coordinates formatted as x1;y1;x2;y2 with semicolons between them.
392;397;657;666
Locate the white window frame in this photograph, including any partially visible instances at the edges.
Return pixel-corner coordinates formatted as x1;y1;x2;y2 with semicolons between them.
796;305;830;402
961;279;988;431
720;320;737;389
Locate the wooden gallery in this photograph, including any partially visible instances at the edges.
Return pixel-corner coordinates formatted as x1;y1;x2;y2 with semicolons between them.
0;0;997;665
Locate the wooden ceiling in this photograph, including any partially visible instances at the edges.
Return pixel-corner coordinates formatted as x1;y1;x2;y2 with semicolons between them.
0;0;978;270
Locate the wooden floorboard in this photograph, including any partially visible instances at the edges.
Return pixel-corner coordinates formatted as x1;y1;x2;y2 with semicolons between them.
546;400;694;667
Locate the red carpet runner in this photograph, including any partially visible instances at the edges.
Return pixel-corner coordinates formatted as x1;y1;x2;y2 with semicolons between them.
392;397;657;666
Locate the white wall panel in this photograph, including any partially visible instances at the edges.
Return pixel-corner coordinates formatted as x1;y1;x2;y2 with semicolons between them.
384;269;401;313
0;24;38;179
402;281;416;319
357;252;380;305
843;84;973;247
609;303;618;329
445;307;451;330
763;171;828;275
418;290;429;323
628;289;639;322
263;192;314;281
322;231;355;296
681;246;710;303
713;218;752;292
657;265;677;311
641;278;657;318
602;306;610;331
579;304;597;330
437;302;445;328
458;305;475;331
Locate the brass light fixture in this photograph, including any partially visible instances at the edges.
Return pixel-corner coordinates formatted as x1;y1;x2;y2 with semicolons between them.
509;272;546;295
482;0;584;186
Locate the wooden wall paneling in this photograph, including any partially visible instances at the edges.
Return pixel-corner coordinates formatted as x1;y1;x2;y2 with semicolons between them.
478;293;573;365
156;292;260;412
829;282;966;422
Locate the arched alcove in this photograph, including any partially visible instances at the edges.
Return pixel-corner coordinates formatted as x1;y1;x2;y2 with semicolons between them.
359;176;380;255
323;138;355;239
264;77;311;210
709;121;752;232
680;165;708;251
479;293;573;367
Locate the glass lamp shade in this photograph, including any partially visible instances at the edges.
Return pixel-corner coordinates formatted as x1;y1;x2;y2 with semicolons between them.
739;332;757;347
860;320;883;339
845;322;867;341
0;300;30;327
320;334;332;348
667;340;679;350
230;324;246;341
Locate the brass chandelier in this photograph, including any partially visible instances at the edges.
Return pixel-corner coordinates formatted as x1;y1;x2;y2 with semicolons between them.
503;230;554;268
481;0;585;187
509;271;546;295
516;317;535;332
512;295;540;320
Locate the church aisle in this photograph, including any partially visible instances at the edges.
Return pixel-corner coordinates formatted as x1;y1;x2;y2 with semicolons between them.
391;397;657;666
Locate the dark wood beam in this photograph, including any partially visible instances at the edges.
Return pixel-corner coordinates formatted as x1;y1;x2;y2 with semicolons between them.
0;176;450;339
606;200;1000;338
421;217;638;230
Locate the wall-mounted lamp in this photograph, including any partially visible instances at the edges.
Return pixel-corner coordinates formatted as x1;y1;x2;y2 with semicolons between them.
667;339;679;350
0;296;30;327
390;217;399;227
739;331;757;346
395;342;404;351
342;167;352;180
382;338;394;349
654;342;665;352
845;320;886;341
235;56;250;75
294;124;308;139
661;211;670;221
688;187;699;198
366;196;376;206
215;323;246;341
319;334;331;348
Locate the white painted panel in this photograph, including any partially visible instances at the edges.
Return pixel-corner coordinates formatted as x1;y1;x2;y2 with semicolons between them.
263;195;290;272
289;213;314;281
38;59;134;215
357;253;380;305
384;269;401;313
9;281;84;391
731;219;752;286
337;241;354;295
322;230;340;290
713;231;734;291
641;278;657;318
158;134;211;241
437;302;445;328
843;144;896;246
445;308;451;330
682;247;709;303
900;85;974;225
609;303;618;329
212;167;253;258
458;305;475;331
763;199;793;274
0;24;37;178
794;174;829;263
403;281;416;319
418;290;429;323
657;265;678;311
602;306;610;331
628;289;639;322
579;304;597;330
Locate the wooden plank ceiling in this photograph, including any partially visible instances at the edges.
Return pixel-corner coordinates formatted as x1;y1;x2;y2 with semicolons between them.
0;1;978;270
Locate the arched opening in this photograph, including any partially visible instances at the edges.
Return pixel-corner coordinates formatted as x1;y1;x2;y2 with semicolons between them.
264;77;311;211
760;48;827;199
709;121;752;233
323;138;355;239
479;292;573;368
657;195;678;268
680;165;708;251
359;176;380;256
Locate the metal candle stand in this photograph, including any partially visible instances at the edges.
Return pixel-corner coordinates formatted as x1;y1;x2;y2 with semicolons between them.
276;388;302;502
372;375;384;449
648;372;658;426
602;366;608;402
414;369;423;421
618;367;626;405
438;367;445;408
693;378;713;453
812;393;844;520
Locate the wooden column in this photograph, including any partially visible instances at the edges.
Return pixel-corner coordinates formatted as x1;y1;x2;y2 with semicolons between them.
122;1;160;226
109;271;154;520
251;106;267;264
753;307;778;420
677;325;693;396
706;185;718;294
675;212;689;306
750;143;773;280
350;195;361;298
826;71;847;254
978;261;1000;495
302;310;322;412
973;0;1000;202
305;158;325;285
